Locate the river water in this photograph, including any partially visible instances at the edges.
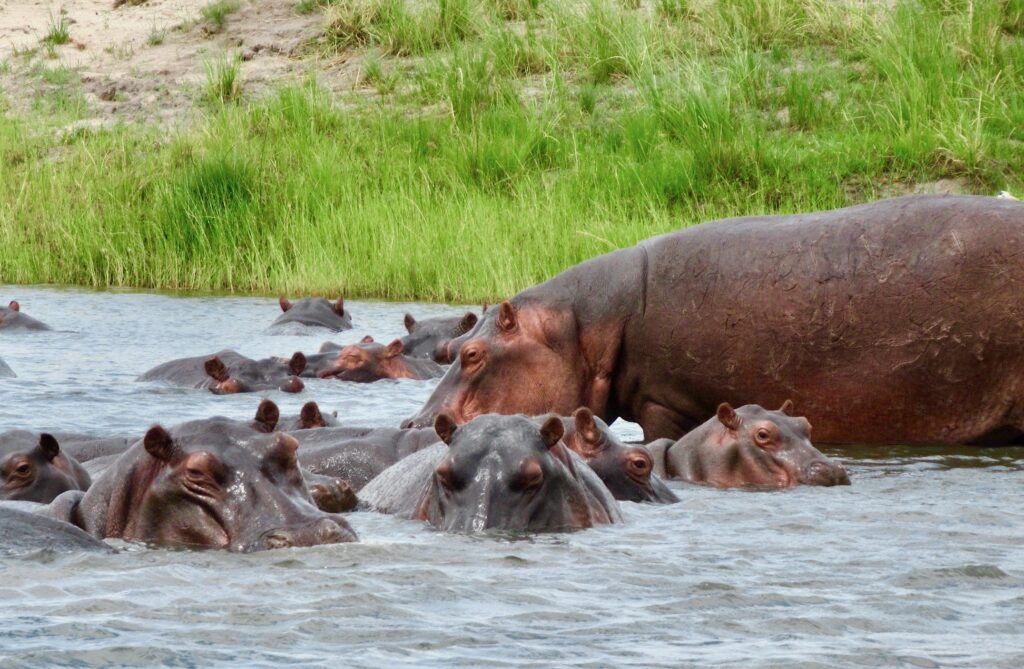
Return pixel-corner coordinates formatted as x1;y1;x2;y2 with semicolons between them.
1;285;1022;668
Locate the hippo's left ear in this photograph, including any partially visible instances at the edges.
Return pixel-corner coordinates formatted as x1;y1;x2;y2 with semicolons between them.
779;399;795;416
404;313;417;333
497;301;517;333
254;399;280;433
279;297;292;312
572;407;602;453
539;415;565;450
435;413;459;445
457;312;478;335
289;351;307;376
716;403;742;431
361;335;375;344
8;300;19;312
38;433;61;462
333;297;345;317
384;339;404;358
265;433;300;471
300;401;327;429
144;425;180;463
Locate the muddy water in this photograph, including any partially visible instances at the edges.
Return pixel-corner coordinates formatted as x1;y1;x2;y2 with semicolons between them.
1;286;1023;668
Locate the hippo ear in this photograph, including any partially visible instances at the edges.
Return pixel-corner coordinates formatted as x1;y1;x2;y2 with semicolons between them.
539;415;565;450
204;356;230;383
289;351;307;376
457;312;478;335
571;407;603;453
300;401;326;429
716;403;742;431
38;433;61;462
779;399;795;416
497;301;517;333
384;339;404;358
265;433;300;471
8;300;20;312
404;313;417;333
434;413;458;445
144;425;179;463
361;335;375;344
279;297;292;312
254;399;280;433
333;297;345;316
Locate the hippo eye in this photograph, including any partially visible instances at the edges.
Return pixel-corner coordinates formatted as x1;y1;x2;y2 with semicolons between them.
14;463;31;477
626;452;652;479
461;347;482;365
186;468;207;481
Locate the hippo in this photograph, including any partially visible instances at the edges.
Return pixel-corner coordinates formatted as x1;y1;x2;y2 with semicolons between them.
0;506;113;555
402;311;478;362
1;432;91;503
276;401;341;432
44;418;358;551
558;408;678;503
0;300;51;331
0;357;13;378
360;413;622;532
406;195;1024;446
138;350;306;394
299;336;375;377
317;339;444;382
268;296;352;333
646;401;850;488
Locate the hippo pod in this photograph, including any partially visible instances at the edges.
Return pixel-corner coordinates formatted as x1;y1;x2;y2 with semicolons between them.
402;310;479;363
406;195;1024;447
556;408;678;504
268;296;352;333
360;413;622;533
0;357;14;378
315;339;444;383
137;349;306;394
646;401;850;488
1;431;91;503
44;418;358;552
0;300;51;331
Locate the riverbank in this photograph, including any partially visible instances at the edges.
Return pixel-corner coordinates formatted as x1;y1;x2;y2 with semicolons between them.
1;0;1021;301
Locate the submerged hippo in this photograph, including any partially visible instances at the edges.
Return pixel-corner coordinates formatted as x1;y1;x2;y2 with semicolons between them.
0;506;113;555
268;296;352;333
558;408;678;503
44;419;358;551
0;300;51;331
0;357;13;378
1;432;91;503
402;311;478;362
406;195;1024;445
276;401;341;432
138;350;306;394
317;339;444;382
360;413;622;532
647;402;849;488
295;425;440;491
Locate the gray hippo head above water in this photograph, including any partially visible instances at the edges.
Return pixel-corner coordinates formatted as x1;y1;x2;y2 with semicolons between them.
0;300;51;331
269;296;352;333
1;431;91;503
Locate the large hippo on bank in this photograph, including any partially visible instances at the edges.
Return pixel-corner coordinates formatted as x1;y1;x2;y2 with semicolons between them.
44;419;357;551
402;311;479;362
646;402;849;488
268;296;352;333
0;357;14;378
406;195;1024;445
360;414;622;532
0;300;51;331
317;339;444;382
138;350;306;394
1;432;91;503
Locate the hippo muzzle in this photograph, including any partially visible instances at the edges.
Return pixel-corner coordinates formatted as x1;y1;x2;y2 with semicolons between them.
256;517;356;551
800;459;850;487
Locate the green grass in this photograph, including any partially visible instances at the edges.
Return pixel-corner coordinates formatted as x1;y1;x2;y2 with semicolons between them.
201;0;241;28
0;0;1022;301
202;53;243;104
41;12;71;46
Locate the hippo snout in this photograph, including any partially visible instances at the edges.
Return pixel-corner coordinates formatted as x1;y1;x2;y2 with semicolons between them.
259;518;357;550
801;460;850;487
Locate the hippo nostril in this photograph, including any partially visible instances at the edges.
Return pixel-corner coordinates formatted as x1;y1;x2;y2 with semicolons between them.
805;461;849;487
264;532;294;550
315;518;349;544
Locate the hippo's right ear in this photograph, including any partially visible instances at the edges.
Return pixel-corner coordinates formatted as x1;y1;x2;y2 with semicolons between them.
254;399;280;433
434;413;459;445
300;401;326;429
540;415;565;450
716;403;742;431
361;335;375;344
457;312;478;335
279;297;292;312
38;433;61;462
8;300;19;311
144;425;179;463
497;301;517;333
572;407;602;453
779;399;795;416
333;297;345;316
404;313;417;333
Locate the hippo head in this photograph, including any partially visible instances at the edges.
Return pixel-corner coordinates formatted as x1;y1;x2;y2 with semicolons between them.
1;433;91;503
204;353;306;394
274;296;352;331
318;339;412;382
405;301;587;427
404;311;479;362
131;425;357;551
563;409;678;504
415;413;601;532
658;402;849;488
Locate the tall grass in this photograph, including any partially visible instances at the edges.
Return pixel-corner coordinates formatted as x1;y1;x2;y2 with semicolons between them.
1;0;1022;301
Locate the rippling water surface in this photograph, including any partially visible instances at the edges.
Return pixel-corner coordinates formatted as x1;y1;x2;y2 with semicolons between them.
1;285;1023;668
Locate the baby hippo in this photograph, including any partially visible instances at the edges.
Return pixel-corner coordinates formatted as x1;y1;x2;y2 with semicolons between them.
401;311;478;362
647;401;849;488
317;339;444;383
0;300;51;331
1;432;91;503
268;296;352;333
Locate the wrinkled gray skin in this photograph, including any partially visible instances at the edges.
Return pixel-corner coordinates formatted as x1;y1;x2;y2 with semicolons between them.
1;431;91;503
647;402;850;488
0;505;112;555
294;426;440;491
0;301;51;331
360;414;622;532
402;311;479;363
554;409;678;504
0;357;13;378
54;434;135;463
268;297;352;333
137;349;305;394
44;417;358;551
